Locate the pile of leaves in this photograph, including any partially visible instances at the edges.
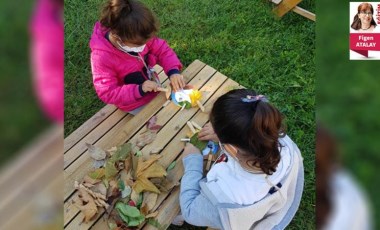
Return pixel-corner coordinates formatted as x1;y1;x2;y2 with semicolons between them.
73;117;178;229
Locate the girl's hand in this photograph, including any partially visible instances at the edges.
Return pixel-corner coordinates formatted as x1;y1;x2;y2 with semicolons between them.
198;122;219;142
142;80;159;93
183;143;201;158
170;74;186;92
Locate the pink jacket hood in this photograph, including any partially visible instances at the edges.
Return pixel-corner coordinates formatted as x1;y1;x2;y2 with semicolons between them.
90;22;182;112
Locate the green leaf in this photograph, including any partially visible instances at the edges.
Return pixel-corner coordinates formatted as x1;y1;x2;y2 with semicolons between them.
190;133;208;150
104;161;118;179
127;214;145;227
136;150;143;157
118;179;125;191
88;168;105;180
136;192;144;209
111;143;132;162
167;161;176;171
115;202;141;218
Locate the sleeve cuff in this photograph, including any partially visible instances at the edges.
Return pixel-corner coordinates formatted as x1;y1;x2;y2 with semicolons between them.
138;84;146;96
183;154;203;172
168;69;180;78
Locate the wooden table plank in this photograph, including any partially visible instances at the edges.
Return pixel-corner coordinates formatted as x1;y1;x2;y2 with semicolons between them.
64;65;164;153
64;60;205;200
64;68;168;169
64;61;209;227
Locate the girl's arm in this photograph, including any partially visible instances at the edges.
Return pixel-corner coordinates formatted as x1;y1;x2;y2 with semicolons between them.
180;153;223;228
91;52;144;105
148;37;182;77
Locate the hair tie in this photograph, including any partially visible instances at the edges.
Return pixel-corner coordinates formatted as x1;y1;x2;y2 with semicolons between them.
241;95;268;103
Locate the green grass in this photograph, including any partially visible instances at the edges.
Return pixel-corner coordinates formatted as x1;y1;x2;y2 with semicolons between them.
0;0;49;166
65;0;315;229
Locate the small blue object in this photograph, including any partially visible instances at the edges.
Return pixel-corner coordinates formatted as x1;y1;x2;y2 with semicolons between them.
241;95;268;103
202;141;219;156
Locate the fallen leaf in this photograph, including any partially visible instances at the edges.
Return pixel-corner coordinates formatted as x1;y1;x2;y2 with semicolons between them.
86;143;107;160
140;192;158;215
88;168;105;180
105;160;118;179
121;186;132;199
145;211;159;218
107;180;120;198
92;183;107;197
130;190;140;205
74;188;98;223
115;202;140;218
167;161;176;171
133;177;160;194
83;175;101;185
136;154;162;176
147;116;162;132
136;131;157;147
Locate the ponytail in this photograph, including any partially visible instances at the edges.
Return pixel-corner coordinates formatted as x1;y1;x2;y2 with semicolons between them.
210;89;285;175
100;0;158;42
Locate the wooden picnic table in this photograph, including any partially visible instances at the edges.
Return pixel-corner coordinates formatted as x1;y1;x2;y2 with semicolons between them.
64;60;241;229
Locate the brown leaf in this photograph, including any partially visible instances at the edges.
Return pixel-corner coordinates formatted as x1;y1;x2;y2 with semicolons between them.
83;175;101;185
145;211;159;218
74;188;98;223
147;116;162;132
107;180;120;198
140;192;158;215
86;143;107;160
119;169;134;187
136;130;157;148
91;183;107;197
130;190;140;204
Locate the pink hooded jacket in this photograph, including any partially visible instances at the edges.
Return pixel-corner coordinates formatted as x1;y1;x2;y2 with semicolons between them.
89;22;182;112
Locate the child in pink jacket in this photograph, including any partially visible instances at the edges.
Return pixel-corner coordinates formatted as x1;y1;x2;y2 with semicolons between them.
90;0;185;114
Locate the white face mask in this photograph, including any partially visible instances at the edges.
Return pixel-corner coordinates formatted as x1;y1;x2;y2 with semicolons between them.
117;42;146;53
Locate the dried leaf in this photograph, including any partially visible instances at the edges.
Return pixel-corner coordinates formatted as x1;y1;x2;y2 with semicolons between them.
74;188;98;223
139;163;167;178
92;183;107;197
110;143;132;162
136;131;157;147
88;168;105;180
107;180;120;198
136;154;162;176
167;161;176;171
84;175;101;185
145;211;159;218
147;116;162;132
130;190;140;204
105;160;118;179
86;143;107;161
133;177;160;194
140;192;158;215
119;170;133;187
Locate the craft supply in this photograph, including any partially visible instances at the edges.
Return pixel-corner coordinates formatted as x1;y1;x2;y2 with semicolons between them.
187;121;196;134
196;100;205;112
191;121;202;130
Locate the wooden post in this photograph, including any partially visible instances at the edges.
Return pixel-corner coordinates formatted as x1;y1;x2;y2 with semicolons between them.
273;0;302;18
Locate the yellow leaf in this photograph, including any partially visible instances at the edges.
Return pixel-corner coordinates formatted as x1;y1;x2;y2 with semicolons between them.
136;154;162;176
139;163;167;178
133;177;160;194
189;90;202;107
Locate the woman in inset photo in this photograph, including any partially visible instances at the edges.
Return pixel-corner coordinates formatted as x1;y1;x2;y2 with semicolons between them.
351;2;377;32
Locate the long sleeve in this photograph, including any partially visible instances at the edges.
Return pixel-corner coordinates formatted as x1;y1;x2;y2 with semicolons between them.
180;154;223;229
91;51;143;106
148;38;182;76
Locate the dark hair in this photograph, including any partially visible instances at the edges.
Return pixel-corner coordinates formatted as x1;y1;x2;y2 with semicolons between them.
100;0;158;43
351;3;377;30
210;89;285;175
